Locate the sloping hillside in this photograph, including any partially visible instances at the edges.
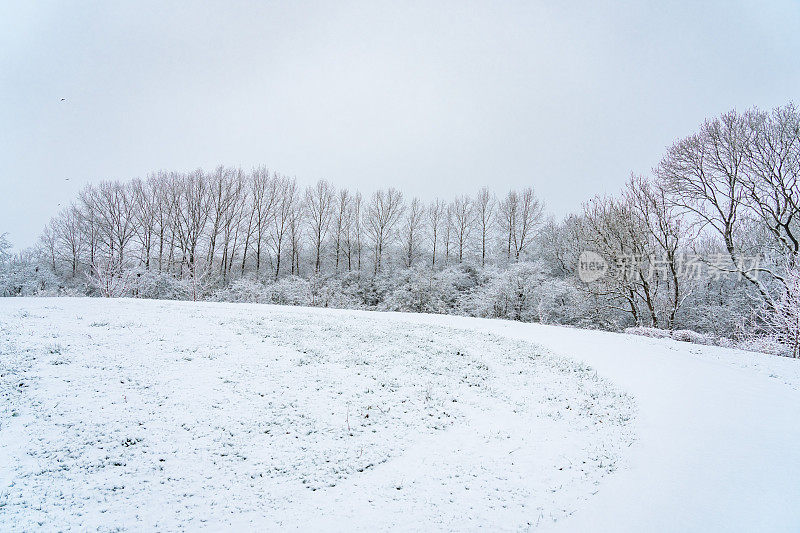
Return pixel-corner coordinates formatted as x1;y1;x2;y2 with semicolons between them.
1;298;632;531
2;298;799;531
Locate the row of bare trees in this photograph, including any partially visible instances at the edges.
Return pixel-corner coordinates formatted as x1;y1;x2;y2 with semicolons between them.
40;167;546;282
27;102;800;353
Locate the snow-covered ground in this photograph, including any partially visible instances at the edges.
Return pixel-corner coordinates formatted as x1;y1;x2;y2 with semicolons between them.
1;298;799;531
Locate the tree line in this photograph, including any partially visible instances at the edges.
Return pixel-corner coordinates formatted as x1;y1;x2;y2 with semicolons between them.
35;170;545;281
2;103;799;355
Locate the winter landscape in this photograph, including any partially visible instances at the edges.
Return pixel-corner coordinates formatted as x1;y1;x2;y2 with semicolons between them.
3;1;800;531
3;299;800;531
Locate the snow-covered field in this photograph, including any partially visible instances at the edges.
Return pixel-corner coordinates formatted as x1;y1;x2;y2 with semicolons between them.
1;298;634;531
1;298;799;531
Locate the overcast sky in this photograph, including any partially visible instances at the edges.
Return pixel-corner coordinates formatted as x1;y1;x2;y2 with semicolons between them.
1;1;799;249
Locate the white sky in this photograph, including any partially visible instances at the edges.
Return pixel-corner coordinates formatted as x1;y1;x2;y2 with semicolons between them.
2;0;799;249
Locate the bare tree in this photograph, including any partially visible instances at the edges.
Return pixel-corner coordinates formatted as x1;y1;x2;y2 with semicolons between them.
205;166;241;272
239;180;255;275
402;197;424;267
582;194;659;326
757;267;800;357
538;214;583;277
499;190;518;261
448;195;474;263
40;219;58;272
305;179;334;274
444;203;452;265
627;174;685;329
499;188;544;262
346;192;364;271
658;109;779;307
427;199;445;268
289;195;305;276
250;167;278;275
152;172;178;272
219;169;246;278
743;104;800;264
53;205;85;277
475;188;495;266
271;176;298;280
93;181;137;270
78;185;101;274
366;188;404;274
332;188;351;272
174;170;210;278
131;176;157;269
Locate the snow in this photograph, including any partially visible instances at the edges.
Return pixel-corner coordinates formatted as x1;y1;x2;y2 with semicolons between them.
2;298;800;531
376;314;800;532
1;298;633;531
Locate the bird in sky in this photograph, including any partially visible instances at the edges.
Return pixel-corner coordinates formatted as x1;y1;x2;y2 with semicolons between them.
60;98;66;102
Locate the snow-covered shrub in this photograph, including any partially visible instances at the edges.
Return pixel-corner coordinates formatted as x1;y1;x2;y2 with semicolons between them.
86;259;134;298
675;280;755;338
0;259;60;297
735;336;790;357
354;273;394;308
434;264;482;313
217;277;269;303
670;329;714;345
58;285;88;297
624;326;672;339
127;268;191;300
380;267;449;314
309;274;362;308
468;262;545;321
756;268;800;357
266;276;311;306
331;270;372;308
0;242;61;297
0;233;10;266
625;326;715;345
373;264;483;315
534;279;588;325
716;337;736;349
